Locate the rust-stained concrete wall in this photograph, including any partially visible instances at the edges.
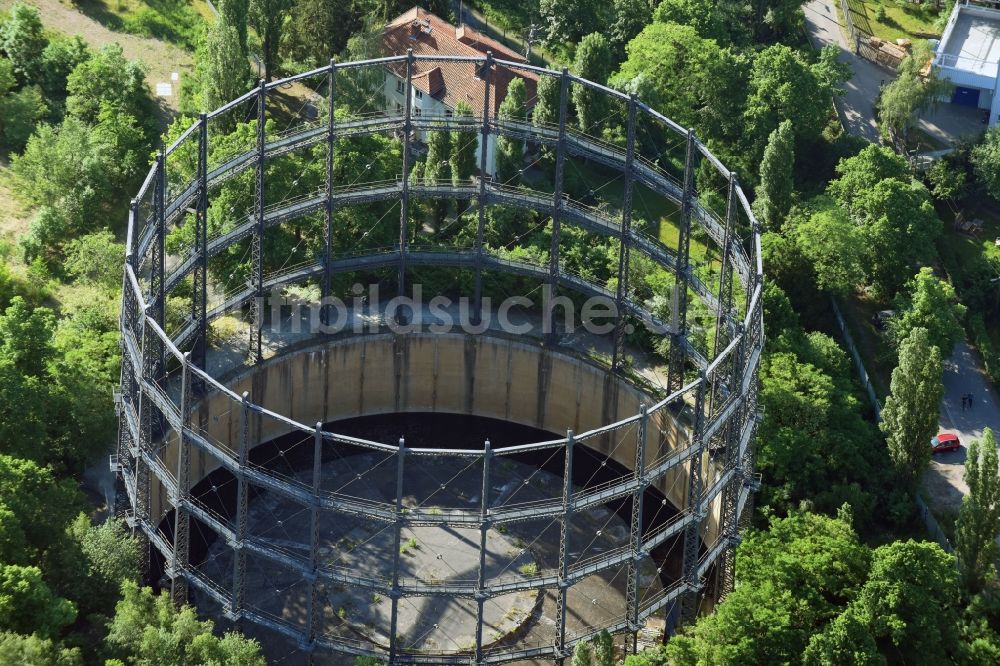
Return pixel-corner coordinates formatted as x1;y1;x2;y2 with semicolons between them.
152;333;722;542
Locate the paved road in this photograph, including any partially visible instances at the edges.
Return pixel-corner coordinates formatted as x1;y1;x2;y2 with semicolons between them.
803;0;887;143
926;341;1000;510
805;1;1000;515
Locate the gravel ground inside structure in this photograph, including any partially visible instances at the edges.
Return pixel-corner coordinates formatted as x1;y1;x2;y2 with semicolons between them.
195;451;670;664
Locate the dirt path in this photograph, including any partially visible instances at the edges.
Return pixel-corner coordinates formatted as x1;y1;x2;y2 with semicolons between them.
0;0;193;112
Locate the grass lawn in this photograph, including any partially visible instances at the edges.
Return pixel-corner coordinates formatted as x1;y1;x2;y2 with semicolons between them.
937;202;1000;271
847;0;946;42
840;293;893;400
566;159;720;267
74;0;211;49
0;166;30;243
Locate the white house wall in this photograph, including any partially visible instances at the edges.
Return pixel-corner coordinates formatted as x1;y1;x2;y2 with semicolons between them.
384;72;498;175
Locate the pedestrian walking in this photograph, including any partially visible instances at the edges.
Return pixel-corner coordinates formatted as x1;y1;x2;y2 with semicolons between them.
968;392;975;410
962;395;967;411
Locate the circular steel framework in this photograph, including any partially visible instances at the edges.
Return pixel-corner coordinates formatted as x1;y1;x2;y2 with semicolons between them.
114;54;764;664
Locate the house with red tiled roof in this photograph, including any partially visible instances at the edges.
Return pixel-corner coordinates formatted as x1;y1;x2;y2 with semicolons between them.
381;6;538;175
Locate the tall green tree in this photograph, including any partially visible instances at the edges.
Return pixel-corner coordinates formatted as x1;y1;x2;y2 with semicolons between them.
65;44;153;129
654;0;739;44
826;145;940;297
754;119;794;228
219;0;250;54
204;19;253;115
572;33;613;133
790;198;865;295
855;540;960;663
532;73;561;127
0;84;46;151
539;0;608;47
609;0;652;58
496;78;527;181
744;45;841;164
852;180;940;298
450;101;478;184
0;632;82;666
889;267;966;357
878;43;950;143
971;125;1000;201
285;0;358;66
610;22;735;142
955;428;1000;592
106;582;265;665
571;640;593;666
39;35;89;103
0;296;54;377
802;606;882;666
423;127;451;226
664;509;870;664
14;117;132;259
0;3;46;84
0;565;76;638
827;145;910;214
0;455;83;556
592;629;614;666
926;156;968;203
249;0;292;82
880;327;943;490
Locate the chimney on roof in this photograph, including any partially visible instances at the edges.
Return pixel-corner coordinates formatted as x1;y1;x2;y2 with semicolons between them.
409;20;420;39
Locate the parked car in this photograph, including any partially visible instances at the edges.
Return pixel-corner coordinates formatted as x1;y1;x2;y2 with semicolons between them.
930;433;961;454
872;309;896;331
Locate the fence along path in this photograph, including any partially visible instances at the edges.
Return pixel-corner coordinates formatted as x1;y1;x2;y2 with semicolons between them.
830;297;953;553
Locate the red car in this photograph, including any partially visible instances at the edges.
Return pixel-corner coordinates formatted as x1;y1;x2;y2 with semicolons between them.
930;433;961;454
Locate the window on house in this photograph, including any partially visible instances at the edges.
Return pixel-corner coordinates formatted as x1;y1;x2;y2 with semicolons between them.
396;80;404;94
395;102;403;114
414;107;422;116
415;89;423;99
445;109;453;117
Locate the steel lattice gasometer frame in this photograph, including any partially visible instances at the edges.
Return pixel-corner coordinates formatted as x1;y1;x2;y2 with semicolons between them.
113;53;764;664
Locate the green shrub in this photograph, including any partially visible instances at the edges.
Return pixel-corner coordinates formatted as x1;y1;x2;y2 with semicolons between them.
968;314;1000;384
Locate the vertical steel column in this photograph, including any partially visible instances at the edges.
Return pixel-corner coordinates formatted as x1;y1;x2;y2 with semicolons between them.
679;373;708;624
716;322;746;600
192;115;209;378
398;51;414;311
134;315;155;579
612;95;638;372
667;130;696;392
555;430;574;663
171;353;192;605
388;438;407;664
307;423;324;651
475;439;492;664
472;52;494;324
231;392;253;618
249;80;266;364
709;173;737;416
322;60;337;326
153;149;166;353
717;173;738;338
116;215;140;520
136;160;164;578
738;266;763;536
547;70;570;341
625;404;648;653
